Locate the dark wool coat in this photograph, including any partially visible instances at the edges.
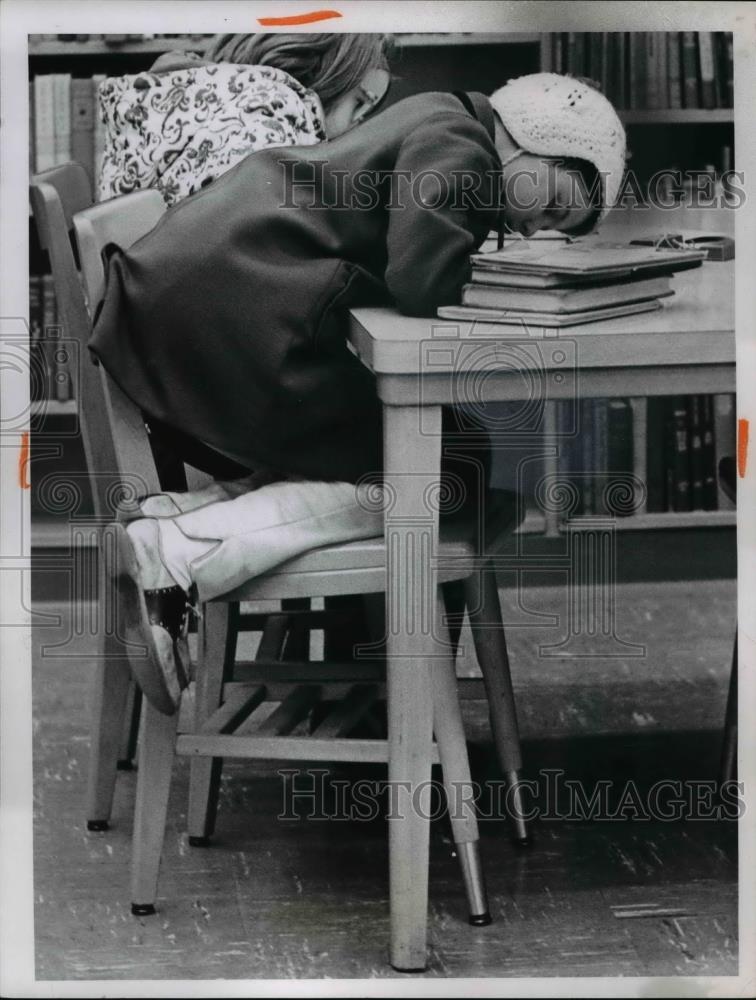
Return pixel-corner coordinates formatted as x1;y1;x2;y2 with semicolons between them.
89;91;502;483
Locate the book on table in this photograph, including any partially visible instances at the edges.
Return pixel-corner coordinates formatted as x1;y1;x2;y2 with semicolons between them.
439;239;707;327
460;274;673;314
469;241;706;279
437;298;663;328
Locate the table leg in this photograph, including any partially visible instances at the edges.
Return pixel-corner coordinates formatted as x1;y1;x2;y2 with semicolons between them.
384;402;442;972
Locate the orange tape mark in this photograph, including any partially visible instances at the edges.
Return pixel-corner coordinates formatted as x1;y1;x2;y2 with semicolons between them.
738;418;749;478
258;9;342;25
18;431;30;489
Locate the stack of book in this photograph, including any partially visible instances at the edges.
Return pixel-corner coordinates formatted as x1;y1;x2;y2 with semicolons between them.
439;240;707;328
547;31;733;111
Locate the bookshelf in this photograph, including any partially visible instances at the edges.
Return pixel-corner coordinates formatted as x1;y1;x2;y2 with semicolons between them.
28;32;736;543
28;32;543;56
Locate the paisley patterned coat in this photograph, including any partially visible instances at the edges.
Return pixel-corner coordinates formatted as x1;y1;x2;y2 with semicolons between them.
98;53;327;205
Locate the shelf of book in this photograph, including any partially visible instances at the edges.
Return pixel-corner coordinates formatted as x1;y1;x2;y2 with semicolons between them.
29;37;208;57
28;32;542;58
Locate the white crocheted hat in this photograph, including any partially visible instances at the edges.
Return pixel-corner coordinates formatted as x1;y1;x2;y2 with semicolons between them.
489;73;626;216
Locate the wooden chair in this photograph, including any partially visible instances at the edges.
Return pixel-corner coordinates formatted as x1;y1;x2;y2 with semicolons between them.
30;164;144;825
30;166;320;831
72;192;529;970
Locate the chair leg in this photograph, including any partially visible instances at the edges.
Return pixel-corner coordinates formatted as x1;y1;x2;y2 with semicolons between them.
464;560;530;846
130;699;178;915
720;630;738;786
441;579;466;661
432;595;491;926
116;683;142;770
187;601;239;845
86;630;134;830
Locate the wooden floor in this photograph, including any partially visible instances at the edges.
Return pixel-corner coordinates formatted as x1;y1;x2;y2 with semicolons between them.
32;578;738;980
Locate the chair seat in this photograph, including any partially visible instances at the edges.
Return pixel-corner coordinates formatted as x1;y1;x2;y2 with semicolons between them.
219;489;520;602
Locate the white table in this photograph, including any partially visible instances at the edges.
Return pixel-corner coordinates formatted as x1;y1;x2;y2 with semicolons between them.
348;259;735;970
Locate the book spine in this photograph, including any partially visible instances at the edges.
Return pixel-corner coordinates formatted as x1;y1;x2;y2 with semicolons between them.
645;398;667;512
713;393;736;510
588;32;603;88
629;398;647;514
29;80;35;175
71;77;95;186
607;399;633;517
612;33;628;108
29;275;43;402
657;29;669;107
718;32;734;108
581;399;595;514
92;74;107;195
34;75;55;172
645;32;661;110
688;393;704;510
566;399;584;517
574;32;586;76
700;395;718;510
668;32;683;109
698;31;716;109
551;31;562;73
629;33;647;109
567;33;578;75
593;399;609;514
680;32;700;109
41;274;57;398
52;73;72;165
668;396;692;512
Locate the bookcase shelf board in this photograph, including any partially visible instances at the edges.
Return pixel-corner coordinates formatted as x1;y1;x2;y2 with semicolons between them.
564;510;736;531
28;33;542;58
620;109;733;124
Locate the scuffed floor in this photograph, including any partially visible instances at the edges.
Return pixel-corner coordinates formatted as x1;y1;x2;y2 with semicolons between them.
33;578;738;980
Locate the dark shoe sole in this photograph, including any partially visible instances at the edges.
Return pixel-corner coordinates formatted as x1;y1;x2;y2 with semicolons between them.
104;522;182;717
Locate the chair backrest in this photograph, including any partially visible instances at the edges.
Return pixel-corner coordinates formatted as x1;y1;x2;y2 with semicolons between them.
72;191;169;505
30;163;126;519
29;163;94;402
74;189;166;313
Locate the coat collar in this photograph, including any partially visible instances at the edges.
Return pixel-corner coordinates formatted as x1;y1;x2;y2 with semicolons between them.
454;90;505;244
453;91;496;145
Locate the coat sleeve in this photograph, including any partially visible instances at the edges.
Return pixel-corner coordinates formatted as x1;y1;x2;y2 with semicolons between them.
384;112;500;317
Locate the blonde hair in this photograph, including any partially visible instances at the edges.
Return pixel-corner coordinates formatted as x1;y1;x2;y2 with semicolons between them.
205;33;392;111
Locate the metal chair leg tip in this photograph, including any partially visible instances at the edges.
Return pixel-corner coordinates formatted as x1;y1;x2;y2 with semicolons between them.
131;903;156;917
390;964;428;974
188;835;210;848
469;911;493;927
513;834;533;848
86;820;109;832
116;759;135;771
